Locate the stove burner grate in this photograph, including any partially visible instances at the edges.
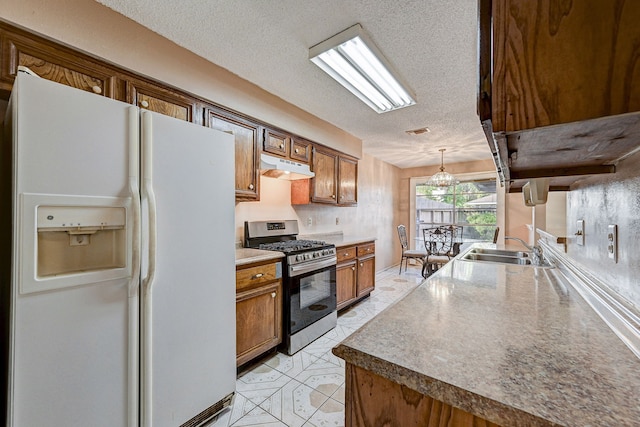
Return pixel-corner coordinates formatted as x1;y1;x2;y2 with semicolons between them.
259;239;327;252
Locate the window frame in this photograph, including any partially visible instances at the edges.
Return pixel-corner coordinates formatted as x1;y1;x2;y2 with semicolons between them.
409;171;503;251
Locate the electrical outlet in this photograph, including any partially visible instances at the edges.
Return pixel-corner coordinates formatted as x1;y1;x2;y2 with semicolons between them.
575;220;585;246
336;217;340;225
607;224;618;262
307;217;312;227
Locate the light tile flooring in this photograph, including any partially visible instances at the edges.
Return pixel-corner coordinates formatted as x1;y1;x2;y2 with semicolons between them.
209;264;424;427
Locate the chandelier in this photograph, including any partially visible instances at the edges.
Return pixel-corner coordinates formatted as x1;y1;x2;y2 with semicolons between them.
426;149;459;187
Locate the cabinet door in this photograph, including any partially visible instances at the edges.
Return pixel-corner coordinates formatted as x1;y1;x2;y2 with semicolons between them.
356;255;375;297
490;0;640;132
311;146;338;204
0;31;118;98
338;156;358;205
236;281;282;366
290;138;311;163
207;109;260;201
336;260;357;310
127;80;198;122
263;128;290;157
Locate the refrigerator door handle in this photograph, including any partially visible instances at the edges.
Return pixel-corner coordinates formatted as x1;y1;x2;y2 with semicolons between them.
127;106;141;427
140;110;157;427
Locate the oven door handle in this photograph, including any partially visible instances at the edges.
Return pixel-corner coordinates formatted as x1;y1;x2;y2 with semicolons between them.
288;256;337;277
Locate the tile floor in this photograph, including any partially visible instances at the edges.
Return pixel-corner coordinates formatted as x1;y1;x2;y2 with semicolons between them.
209;263;424;427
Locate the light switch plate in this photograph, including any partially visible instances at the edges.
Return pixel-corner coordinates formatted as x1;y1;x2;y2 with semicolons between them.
608;224;618;262
576;220;585;246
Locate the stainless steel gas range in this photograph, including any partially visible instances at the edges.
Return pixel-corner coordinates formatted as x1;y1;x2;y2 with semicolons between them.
244;220;337;355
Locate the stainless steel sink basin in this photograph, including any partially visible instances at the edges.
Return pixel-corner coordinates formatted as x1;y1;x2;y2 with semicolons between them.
466;248;530;258
461;248;554;268
463;253;533;265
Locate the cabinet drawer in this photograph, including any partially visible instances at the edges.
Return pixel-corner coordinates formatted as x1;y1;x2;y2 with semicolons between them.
336;246;357;263
263;128;289;157
290;138;310;163
236;262;280;291
357;242;375;257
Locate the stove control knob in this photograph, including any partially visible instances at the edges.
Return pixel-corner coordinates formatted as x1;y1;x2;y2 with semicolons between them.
296;255;302;261
305;253;311;260
313;252;319;258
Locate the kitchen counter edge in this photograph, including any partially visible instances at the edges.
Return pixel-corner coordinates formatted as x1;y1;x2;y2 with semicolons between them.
235;248;284;267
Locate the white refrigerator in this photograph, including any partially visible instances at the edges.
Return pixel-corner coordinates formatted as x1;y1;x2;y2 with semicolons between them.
1;72;236;427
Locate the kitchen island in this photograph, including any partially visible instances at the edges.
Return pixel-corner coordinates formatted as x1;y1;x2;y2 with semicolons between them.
333;244;640;426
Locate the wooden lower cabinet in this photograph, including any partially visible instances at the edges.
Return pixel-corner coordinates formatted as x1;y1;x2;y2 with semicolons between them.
356;243;375;297
236;260;283;367
336;259;357;310
344;363;500;427
336;241;375;311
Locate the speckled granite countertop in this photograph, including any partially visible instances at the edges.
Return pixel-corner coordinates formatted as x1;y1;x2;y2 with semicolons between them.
299;232;376;248
235;248;284;267
333;244;640;426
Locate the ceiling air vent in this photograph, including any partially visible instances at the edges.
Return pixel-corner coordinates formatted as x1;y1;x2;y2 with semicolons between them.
405;127;430;136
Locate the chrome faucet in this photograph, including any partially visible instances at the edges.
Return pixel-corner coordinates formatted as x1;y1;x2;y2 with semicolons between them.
505;236;544;266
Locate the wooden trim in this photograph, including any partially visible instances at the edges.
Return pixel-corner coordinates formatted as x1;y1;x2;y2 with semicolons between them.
510;165;616;180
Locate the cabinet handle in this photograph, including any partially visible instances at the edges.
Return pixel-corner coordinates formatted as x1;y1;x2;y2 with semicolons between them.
140;100;149;108
248;184;254;190
92;85;102;94
331;194;336;199
352;266;355;271
360;263;363;267
279;143;284;149
294;148;299;154
252;273;264;279
344;252;349;256
271;292;276;298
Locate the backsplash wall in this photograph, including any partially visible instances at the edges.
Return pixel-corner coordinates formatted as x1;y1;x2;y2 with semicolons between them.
567;149;640;310
235;153;401;271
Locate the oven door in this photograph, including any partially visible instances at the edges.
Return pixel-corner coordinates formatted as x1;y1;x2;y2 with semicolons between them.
287;258;337;335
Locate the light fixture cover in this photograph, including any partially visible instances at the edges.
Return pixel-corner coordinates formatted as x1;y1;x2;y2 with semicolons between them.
426;149;459;187
309;24;416;114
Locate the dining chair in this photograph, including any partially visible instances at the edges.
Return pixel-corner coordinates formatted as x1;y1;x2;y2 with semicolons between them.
397;225;427;274
422;225;455;278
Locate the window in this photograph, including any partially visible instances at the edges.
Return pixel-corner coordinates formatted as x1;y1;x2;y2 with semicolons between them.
415;179;497;252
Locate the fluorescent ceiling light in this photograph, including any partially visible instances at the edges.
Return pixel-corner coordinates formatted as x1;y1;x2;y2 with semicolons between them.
309;24;416;113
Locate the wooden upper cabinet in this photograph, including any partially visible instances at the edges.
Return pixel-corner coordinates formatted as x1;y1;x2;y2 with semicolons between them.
293;145;358;205
126;79;198;123
311;146;338;204
0;30;119;98
206;108;260;201
290;138;311;163
263;128;290;157
479;0;640;193
338;156;357;206
484;0;640;132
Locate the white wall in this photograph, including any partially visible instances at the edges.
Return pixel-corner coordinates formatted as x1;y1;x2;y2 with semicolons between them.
567;150;640;309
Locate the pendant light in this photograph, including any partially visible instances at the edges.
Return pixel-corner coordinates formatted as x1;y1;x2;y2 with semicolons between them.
426;149;459;187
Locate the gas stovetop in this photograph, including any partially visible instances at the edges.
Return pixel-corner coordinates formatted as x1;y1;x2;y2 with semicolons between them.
244;220;337;266
258;239;328;253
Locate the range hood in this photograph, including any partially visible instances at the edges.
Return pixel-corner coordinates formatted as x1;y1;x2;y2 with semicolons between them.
260;153;315;180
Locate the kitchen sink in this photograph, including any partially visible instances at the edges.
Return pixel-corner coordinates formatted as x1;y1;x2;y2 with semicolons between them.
460;248;554;268
466;248;530;258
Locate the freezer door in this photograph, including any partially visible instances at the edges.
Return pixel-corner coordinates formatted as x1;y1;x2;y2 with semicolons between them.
139;110;236;427
7;74;138;426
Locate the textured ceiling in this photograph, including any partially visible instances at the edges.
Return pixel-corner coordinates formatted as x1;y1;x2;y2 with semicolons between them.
95;0;491;169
